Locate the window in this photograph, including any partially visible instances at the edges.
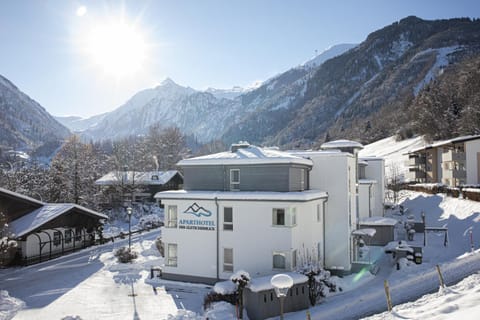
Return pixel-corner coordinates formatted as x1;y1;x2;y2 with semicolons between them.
53;231;61;246
273;252;286;269
223;207;233;231
166;244;178;267
272;208;286;226
292;249;297;269
230;169;240;191
166;205;178;228
151;175;159;180
75;227;82;241
223;248;233;272
65;229;72;244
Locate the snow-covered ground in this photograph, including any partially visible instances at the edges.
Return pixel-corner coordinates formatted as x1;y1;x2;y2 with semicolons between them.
2;136;480;320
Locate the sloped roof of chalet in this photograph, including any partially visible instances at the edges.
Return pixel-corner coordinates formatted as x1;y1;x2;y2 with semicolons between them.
0;187;44;206
8;203;108;238
178;145;313;167
408;134;480;154
95;170;182;186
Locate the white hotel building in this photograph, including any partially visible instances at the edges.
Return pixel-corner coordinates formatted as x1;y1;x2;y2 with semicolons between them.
155;141;384;284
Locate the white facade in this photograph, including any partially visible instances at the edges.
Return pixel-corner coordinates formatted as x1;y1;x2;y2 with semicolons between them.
160;192;326;282
156;142;386;283
358;181;377;220
293;151;357;271
466;139;480;185
361;157;385;217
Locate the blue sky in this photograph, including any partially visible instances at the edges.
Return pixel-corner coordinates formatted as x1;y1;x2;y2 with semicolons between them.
0;0;479;118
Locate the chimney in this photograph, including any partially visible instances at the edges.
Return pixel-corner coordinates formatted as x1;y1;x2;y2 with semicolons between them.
230;141;250;153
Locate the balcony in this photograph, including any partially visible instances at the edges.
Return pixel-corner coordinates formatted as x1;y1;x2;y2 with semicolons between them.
408;155;426;166
442;150;465;162
409;168;426;180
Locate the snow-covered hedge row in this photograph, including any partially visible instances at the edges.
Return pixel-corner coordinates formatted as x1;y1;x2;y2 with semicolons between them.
407;184;480;201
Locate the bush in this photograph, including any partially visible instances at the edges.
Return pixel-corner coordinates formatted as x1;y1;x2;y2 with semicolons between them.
203;292;236;310
114;247;138;263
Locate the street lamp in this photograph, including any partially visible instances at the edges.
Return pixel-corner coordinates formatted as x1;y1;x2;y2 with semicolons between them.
271;274;294;320
127;207;132;252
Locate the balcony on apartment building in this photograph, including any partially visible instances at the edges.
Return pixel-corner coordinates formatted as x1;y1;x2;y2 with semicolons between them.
408;154;426;166
409;167;427;180
442;149;466;162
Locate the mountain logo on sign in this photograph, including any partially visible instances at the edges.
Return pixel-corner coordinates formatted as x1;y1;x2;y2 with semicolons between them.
184;203;212;217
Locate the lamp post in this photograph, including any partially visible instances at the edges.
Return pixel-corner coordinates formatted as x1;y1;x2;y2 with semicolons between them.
271;274;294;320
127;207;132;252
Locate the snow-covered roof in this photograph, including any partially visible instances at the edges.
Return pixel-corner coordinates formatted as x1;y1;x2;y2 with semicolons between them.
359;216;398;227
177;145;313;167
0;187;44;206
9;204;108;238
248;272;308;292
95;170;181;186
359;179;377;184
352;228;377;237
155;190;327;202
408;134;480;154
320;139;364;150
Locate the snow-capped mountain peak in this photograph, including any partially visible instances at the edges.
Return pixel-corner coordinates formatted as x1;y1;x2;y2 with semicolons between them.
302;43;358;69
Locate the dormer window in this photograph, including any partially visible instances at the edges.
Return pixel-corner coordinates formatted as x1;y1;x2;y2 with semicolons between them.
230;169;240;191
151;175;159;180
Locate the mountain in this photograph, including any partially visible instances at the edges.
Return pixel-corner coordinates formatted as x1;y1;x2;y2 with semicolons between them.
81;78;239;142
302;43;357;69
55;113;108;133
0;75;70;155
80;44;354;143
79;17;480;147
221;16;480;147
204;86;245;100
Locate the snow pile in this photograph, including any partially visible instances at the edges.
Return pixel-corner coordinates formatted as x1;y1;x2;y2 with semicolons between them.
363;272;480;319
0;290;25;320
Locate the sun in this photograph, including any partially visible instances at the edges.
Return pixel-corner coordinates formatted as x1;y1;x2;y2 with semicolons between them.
84;21;147;78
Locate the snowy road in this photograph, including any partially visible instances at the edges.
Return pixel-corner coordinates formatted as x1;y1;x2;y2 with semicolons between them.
0;230;185;320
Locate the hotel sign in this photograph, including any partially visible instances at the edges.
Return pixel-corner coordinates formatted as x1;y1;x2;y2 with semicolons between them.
179;202;215;231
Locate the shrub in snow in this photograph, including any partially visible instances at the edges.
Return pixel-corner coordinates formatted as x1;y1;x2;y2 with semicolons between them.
295;245;339;305
203;291;236;311
114;247;138;263
230;270;250;319
155;237;164;257
0;237;17;267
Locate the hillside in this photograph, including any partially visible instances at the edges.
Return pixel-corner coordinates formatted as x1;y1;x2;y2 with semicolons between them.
0;75;70;156
224;16;480;147
77;45;355;143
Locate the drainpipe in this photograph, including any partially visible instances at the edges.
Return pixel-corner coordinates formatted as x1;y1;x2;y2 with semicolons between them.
322;196;328;268
368;184;373;217
215;196;220;281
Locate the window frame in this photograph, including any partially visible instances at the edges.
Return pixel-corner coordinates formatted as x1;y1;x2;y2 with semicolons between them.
272;208;286;226
230;169;240;191
65;229;72;244
272;251;287;269
166;243;178;267
166;205;178;228
223;247;234;272
53;231;61;246
223;207;233;231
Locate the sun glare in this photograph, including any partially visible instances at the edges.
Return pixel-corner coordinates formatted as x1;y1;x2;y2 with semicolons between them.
84;21;147;78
